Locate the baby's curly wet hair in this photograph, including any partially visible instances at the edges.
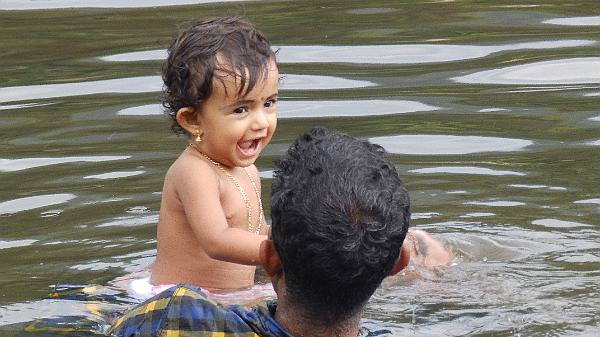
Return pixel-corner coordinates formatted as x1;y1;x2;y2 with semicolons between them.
162;17;276;135
270;127;410;323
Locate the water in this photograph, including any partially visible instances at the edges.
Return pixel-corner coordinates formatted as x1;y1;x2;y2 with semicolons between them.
1;1;599;336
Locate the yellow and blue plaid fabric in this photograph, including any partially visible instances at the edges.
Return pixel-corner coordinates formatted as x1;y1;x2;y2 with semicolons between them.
108;285;293;337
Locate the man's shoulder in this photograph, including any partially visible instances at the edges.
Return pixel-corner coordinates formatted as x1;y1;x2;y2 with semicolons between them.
108;285;284;337
107;285;199;336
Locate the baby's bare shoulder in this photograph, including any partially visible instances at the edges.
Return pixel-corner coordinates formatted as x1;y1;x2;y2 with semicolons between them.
167;151;218;184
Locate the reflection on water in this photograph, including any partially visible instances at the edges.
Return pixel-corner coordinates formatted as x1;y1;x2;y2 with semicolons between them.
0;0;254;10
452;57;600;84
95;214;159;228
0;239;38;250
573;198;600;205
409;166;525;176
0;75;374;103
100;40;595;64
117;104;162;116
532;218;593;228
0;194;76;215
118;99;438;118
0;102;54;111
83;171;146;180
459;212;495;218
0;76;160;103
278;100;438;118
543;15;600;26
370;134;533;155
464;200;527;207
508;184;567;191
276;41;595;64
587;139;600;146
1;1;600;336
0;156;130;172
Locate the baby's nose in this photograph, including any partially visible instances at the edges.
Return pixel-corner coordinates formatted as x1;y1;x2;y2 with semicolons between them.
252;110;270;130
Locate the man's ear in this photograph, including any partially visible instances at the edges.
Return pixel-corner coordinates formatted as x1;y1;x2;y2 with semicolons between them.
175;107;202;136
259;239;282;277
389;244;410;276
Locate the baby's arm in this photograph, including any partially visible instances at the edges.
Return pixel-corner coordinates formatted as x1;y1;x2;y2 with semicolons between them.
405;229;453;267
173;158;266;265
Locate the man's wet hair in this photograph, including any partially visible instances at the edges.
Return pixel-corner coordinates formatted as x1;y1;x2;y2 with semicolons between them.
162;16;276;135
270;127;410;323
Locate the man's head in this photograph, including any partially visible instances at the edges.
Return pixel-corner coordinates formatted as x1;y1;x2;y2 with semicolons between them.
265;127;411;323
162;16;276;135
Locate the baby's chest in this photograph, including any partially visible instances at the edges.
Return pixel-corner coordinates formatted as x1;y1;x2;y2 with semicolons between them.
220;184;252;230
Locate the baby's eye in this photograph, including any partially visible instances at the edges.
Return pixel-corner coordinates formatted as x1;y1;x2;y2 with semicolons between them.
264;99;277;108
233;107;248;114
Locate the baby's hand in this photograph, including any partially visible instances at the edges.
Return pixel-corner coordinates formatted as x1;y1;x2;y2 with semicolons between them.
405;229;453;267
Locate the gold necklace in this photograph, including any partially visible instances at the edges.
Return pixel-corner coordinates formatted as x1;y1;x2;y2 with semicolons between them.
188;144;263;234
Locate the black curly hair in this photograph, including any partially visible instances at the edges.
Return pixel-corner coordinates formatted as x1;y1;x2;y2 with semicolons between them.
270;127;410;323
162;17;276;135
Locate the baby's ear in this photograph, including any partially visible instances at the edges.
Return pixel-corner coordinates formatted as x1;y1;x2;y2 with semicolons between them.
176;107;202;136
389;244;410;276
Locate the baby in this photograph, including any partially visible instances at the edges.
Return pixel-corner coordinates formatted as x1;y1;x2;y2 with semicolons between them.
149;17;277;294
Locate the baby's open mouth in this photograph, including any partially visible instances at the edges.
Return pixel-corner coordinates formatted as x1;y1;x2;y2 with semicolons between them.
237;138;260;156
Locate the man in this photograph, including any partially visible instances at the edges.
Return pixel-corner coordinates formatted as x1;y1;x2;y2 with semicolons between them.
109;127;420;337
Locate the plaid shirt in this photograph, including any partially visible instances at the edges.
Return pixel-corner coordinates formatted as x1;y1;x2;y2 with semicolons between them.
108;285;293;337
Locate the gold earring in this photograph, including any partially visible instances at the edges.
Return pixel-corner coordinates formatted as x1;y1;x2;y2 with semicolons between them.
195;133;202;143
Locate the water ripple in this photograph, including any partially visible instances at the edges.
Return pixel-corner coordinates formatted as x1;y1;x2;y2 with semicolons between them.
0;239;38;250
452;57;600;85
409;166;525;176
0;75;374;103
0;156;130;172
0;194;76;215
83;170;145;180
370;135;533;155
465;200;526;207
117;99;435;118
574;198;600;205
0;0;255;10
543;16;600;26
100;40;595;64
532;218;594;228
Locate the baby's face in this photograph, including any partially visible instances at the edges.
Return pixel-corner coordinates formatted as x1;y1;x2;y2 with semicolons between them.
195;59;279;168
